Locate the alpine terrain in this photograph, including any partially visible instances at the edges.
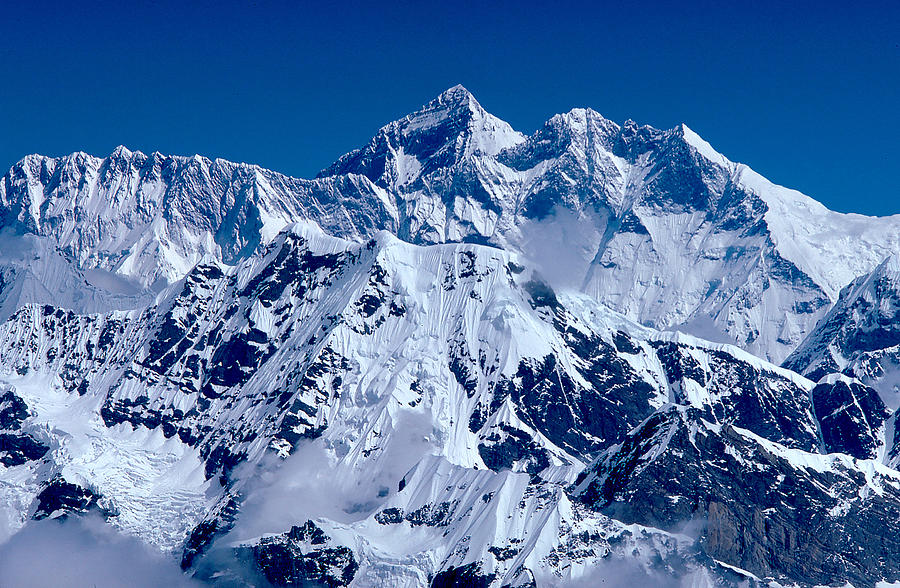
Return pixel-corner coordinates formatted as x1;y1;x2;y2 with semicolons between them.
1;85;900;587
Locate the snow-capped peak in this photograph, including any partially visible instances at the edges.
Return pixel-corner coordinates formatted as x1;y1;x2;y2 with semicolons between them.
678;122;730;168
6;88;900;588
429;83;479;110
404;84;524;156
318;85;524;185
109;144;135;159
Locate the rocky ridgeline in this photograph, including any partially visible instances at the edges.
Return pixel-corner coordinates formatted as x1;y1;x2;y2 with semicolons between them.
1;87;899;587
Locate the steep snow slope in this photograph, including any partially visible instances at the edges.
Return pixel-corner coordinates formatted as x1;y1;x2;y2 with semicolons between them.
1;223;896;586
784;255;900;406
7;86;899;362
0;232;150;323
316;86;900;362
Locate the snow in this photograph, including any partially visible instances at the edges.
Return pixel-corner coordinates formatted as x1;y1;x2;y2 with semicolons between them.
680;123;730;168
7;85;897;365
0;371;211;550
2;85;900;586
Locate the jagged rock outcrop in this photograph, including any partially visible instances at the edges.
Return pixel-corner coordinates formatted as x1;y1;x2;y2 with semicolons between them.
784;256;900;408
574;405;900;586
2;86;900;587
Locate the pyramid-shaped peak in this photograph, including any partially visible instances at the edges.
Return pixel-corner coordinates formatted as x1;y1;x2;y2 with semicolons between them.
434;83;477;104
110;145;134;158
413;84;490;122
831;252;900;311
548;107;621;134
319;85;523;181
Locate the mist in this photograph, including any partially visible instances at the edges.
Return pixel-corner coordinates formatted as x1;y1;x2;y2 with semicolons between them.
534;556;715;588
225;408;435;544
514;206;608;291
0;515;200;587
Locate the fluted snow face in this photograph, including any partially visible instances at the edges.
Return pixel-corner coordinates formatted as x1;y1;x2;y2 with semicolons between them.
0;224;840;585
5;86;900;586
4;87;899;362
0;148;399;289
317;90;900;363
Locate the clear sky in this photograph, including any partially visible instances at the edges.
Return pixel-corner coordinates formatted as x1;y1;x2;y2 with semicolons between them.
1;0;897;215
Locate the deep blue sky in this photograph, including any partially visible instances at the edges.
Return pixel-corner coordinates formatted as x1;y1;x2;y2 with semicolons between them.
1;0;897;215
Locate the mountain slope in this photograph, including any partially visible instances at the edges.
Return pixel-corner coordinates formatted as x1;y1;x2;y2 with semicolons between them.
314;87;900;363
573;404;900;586
1;223;897;586
0;147;398;289
784;255;900;390
6;87;899;362
3;87;900;587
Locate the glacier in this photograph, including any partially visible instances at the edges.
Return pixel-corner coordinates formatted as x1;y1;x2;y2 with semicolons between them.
1;85;899;587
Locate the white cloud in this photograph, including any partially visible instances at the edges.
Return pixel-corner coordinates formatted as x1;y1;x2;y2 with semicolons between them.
0;515;200;588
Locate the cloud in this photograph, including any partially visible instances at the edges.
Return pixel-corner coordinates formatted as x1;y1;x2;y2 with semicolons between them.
534;518;713;588
0;227;35;262
190;409;436;583
514;206;608;291
226;408;435;543
0;515;200;588
536;558;680;588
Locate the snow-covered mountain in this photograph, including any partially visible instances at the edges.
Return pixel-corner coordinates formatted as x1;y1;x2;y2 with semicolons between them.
0;147;398;289
317;85;900;364
6;86;898;363
1;86;900;587
784;255;900;371
783;255;900;446
4;223;898;586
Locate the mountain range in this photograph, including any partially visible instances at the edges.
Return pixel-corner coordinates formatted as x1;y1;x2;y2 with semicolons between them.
1;85;899;587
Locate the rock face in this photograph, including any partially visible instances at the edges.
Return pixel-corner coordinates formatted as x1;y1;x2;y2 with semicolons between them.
784;256;900;407
574;406;900;587
236;521;359;587
1;86;900;587
0;388;49;467
810;375;889;460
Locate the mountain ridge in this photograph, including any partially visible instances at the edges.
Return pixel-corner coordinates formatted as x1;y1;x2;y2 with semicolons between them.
7;85;897;364
4;221;893;586
3;86;900;586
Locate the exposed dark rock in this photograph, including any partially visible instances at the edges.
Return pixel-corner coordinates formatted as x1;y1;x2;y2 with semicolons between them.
612;330;640;354
0;432;49;466
240;234;344;305
32;477;102;520
405;501;457;527
478;424;550;474
575;406;900;587
373;501;457;528
431;562;496;588
487;545;520;561
522;279;559;310
811;378;889;460
0;390;30;429
236;520;358;587
449;336;478;397
374;507;404;525
182;491;241;570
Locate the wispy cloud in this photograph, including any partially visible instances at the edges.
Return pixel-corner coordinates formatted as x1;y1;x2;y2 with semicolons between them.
0;515;200;587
